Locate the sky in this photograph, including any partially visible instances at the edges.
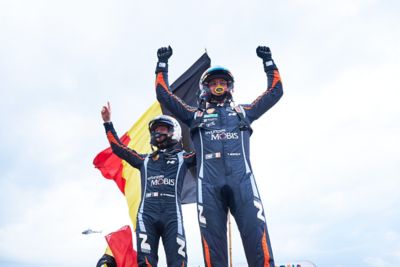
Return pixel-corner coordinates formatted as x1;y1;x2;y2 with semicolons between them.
0;0;399;266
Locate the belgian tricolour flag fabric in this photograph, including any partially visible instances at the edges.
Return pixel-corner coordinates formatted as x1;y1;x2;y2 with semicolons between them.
93;53;211;230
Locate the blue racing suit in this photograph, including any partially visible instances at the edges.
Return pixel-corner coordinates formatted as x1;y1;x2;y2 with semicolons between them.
104;122;196;267
155;64;283;267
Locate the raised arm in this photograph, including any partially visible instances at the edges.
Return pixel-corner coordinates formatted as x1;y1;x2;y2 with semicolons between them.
241;46;283;123
155;46;196;125
101;102;145;169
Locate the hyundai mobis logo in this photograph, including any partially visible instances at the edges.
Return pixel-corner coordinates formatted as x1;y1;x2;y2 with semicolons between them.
148;175;175;186
205;129;239;140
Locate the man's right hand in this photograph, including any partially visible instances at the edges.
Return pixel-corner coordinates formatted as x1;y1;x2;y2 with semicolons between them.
157;46;173;62
101;101;111;122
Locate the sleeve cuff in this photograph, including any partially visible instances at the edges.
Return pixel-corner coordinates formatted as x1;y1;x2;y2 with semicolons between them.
103;121;113;131
155;61;168;73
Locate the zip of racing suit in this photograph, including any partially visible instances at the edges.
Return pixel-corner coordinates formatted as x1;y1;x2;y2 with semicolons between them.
104;122;196;267
154;54;283;267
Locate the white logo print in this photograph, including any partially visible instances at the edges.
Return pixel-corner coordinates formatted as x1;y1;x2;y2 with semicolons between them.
253;200;266;222
177;237;186;257
148;175;175;186
150;178;175;186
205;129;239;141
198;205;207;225
139;233;151;253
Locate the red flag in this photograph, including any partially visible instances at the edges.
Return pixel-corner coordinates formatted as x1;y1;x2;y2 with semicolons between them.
105;225;137;267
94;133;131;193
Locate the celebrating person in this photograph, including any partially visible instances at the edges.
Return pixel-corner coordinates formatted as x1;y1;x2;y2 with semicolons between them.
100;102;195;266
154;46;283;267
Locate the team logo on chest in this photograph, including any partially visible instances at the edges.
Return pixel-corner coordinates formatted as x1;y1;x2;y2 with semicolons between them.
165;155;178;165
148;175;175;186
205;129;239;140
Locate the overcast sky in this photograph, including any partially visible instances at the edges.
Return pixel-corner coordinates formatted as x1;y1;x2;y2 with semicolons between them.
0;0;399;266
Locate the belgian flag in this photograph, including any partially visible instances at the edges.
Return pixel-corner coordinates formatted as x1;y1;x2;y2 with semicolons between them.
93;52;211;231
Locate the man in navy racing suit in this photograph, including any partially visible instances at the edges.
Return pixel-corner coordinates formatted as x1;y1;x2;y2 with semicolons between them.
101;102;196;267
154;46;283;267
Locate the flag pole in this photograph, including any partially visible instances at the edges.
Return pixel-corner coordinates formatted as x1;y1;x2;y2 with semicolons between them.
228;210;233;267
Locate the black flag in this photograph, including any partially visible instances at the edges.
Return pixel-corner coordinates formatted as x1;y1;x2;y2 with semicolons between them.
162;53;211;204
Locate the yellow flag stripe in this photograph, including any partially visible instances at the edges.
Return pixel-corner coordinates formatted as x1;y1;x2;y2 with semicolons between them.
122;101;162;230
